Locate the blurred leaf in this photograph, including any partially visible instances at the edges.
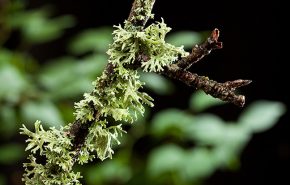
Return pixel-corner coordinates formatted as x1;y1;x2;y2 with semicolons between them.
39;55;106;89
210;124;250;168
151;109;194;137
39;55;107;99
189;90;225;112
224;156;241;170
0;49;37;73
49;78;93;100
0;143;25;164
0;65;28;103
239;100;286;133
0;106;17;138
186;114;226;144
140;72;174;95
166;31;203;49
0;50;11;66
69;27;113;54
212;145;241;170
147;144;185;177
78;54;108;76
20;100;64;127
58;103;75;123
182;148;216;180
86;159;131;185
38;57;79;90
8;8;75;43
185;115;251;169
223;124;250;148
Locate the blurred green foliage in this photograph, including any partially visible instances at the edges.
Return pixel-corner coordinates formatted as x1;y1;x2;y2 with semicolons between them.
7;7;75;44
80;98;285;185
0;1;286;185
0;143;24;165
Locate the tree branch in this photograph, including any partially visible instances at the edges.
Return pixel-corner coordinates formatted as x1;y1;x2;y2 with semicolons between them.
165;28;251;107
162;64;251;107
68;0;154;162
21;1;252;183
127;0;156;28
129;27;251;107
176;28;222;70
68;64;114;161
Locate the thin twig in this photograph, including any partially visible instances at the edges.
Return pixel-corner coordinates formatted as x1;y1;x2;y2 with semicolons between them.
176;28;222;70
162;64;251;107
130;27;251;106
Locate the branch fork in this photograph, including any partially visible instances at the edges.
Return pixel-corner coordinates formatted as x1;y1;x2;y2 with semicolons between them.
68;0;252;161
163;28;251;107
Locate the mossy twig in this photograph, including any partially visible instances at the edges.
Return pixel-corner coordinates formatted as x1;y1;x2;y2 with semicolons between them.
20;0;251;184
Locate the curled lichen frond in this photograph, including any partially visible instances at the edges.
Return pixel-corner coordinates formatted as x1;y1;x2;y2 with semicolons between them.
140;19;188;72
76;121;126;163
20;121;81;184
20;120;126;184
85;123;126;161
74;69;153;124
108;19;188;72
23;154;82;185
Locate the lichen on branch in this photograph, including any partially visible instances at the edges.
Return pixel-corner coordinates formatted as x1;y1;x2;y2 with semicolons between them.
20;0;251;184
109;19;188;72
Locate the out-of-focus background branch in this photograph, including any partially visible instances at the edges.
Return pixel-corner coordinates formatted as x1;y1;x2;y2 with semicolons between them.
0;0;287;185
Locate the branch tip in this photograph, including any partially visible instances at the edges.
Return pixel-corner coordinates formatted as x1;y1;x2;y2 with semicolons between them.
208;28;223;49
162;66;251;107
212;28;220;41
176;28;223;69
225;79;252;90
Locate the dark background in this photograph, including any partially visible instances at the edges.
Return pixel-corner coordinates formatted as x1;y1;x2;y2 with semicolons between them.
23;0;289;184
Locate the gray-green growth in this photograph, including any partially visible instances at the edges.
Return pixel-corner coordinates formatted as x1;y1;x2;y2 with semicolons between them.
20;0;188;184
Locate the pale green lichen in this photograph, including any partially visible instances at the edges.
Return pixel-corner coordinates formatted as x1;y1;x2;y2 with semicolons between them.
125;0;155;29
20;1;188;184
20;121;81;184
109;19;188;72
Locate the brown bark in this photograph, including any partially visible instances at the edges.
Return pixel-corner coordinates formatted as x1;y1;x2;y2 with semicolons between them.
176;28;222;70
162;64;251;107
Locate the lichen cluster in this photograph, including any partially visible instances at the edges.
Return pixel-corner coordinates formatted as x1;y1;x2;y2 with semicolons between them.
20;1;188;184
21;121;81;184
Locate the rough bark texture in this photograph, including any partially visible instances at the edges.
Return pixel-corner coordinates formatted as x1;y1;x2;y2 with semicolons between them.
162;64;251;107
162;28;251;107
128;0;156;28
